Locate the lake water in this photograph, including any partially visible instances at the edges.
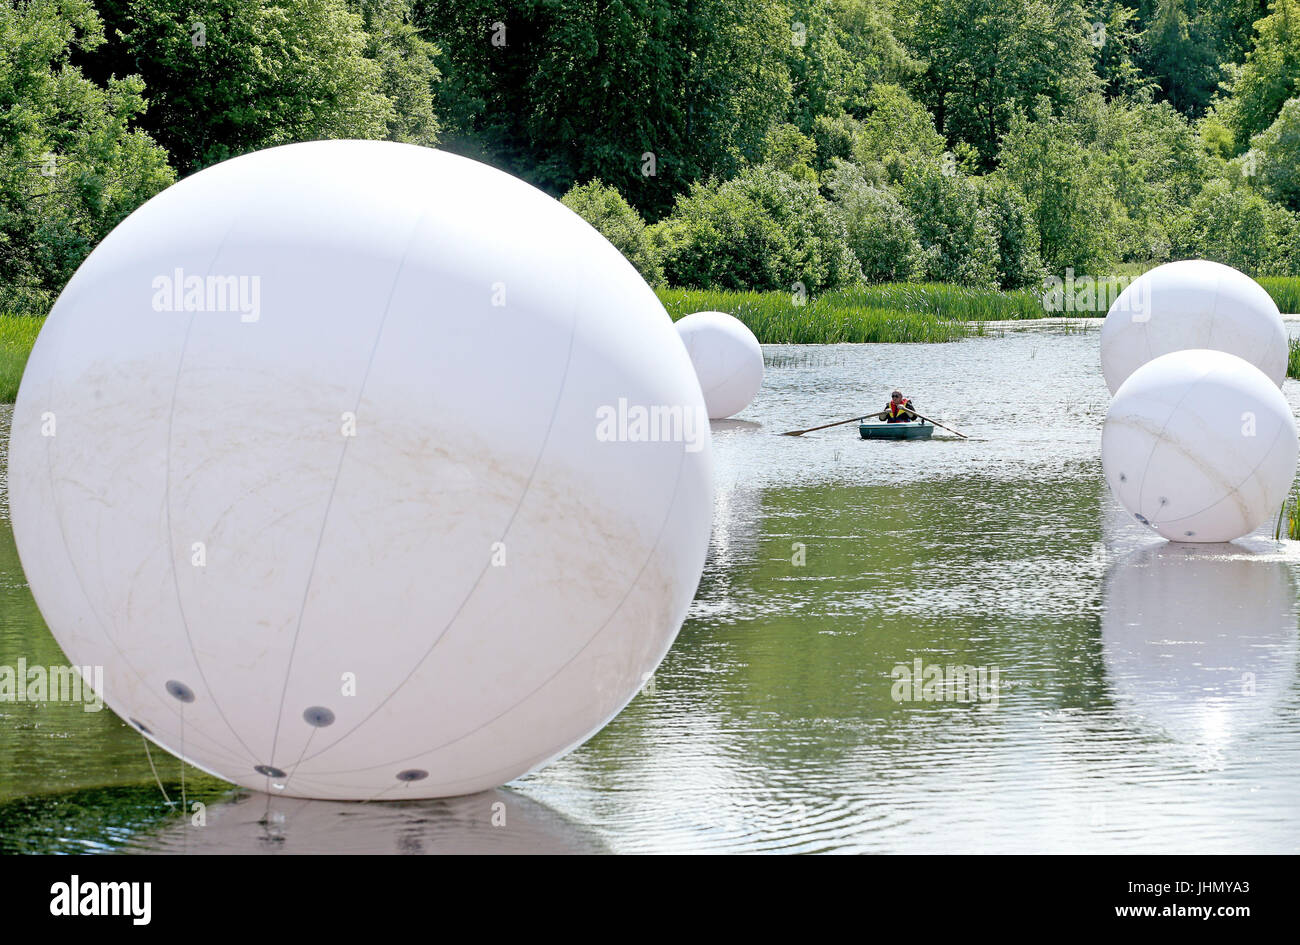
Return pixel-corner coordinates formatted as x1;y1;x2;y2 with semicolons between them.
3;323;1299;853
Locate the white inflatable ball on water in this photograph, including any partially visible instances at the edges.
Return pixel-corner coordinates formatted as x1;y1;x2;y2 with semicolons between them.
1100;259;1286;395
1101;349;1297;543
675;310;764;419
8;140;713;800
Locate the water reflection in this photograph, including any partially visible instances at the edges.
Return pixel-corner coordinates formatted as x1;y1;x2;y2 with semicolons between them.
1101;542;1298;747
129;787;608;854
709;418;762;435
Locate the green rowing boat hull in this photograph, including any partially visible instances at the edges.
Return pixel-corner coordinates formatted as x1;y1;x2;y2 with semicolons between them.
858;421;934;440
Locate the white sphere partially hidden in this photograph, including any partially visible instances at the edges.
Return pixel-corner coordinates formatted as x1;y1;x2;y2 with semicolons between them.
1100;259;1286;395
8;140;713;800
1102;349;1298;543
675;310;764;419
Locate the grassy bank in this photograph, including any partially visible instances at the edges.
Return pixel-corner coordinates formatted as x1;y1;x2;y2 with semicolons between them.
1261;277;1300;314
659;284;1038;342
661;277;1300;344
0;315;42;403
3;276;1300;403
658;288;978;342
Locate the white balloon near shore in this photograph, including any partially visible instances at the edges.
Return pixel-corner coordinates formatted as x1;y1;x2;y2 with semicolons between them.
1102;349;1297;543
1100;259;1286;395
8;140;713;800
675;310;764;419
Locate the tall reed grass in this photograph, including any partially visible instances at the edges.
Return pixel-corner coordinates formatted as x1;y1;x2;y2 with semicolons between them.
1260;277;1300;315
662;277;1300;345
0;315;42;403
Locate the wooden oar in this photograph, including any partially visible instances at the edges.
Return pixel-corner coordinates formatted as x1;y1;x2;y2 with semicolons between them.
900;406;968;439
781;415;866;436
781;408;970;438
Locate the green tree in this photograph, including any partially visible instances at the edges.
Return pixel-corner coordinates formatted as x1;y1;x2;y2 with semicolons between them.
977;174;1045;289
853;83;945;168
655;165;859;291
1250;96;1300;209
348;0;440;146
893;157;1000;286
1;0;174;313
824;160;924;282
1092;96;1205;259
1090;1;1150;100
906;0;1099;167
1137;0;1222;115
998;104;1121;274
830;0;920;112
810;111;861;172
759;123;819;184
419;0;792;219
1172;175;1300;274
81;0;394;174
561;180;663;285
1222;0;1300;148
786;1;851;130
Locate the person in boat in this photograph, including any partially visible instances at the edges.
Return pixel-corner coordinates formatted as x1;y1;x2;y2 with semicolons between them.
877;391;916;423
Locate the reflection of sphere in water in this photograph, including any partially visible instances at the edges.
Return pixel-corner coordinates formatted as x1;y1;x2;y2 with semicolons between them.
675;311;764;419
132;789;609;854
8;140;713;799
1101;543;1297;744
1100;260;1286;395
1101;349;1297;543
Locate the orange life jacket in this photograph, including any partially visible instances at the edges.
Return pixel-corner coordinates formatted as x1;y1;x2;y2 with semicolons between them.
886;398;913;419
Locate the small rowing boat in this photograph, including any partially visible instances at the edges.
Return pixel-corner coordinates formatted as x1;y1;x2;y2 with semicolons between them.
858;420;934;440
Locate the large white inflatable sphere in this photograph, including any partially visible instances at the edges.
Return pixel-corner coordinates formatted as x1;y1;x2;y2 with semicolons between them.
1100;259;1286;394
8;140;713;800
674;310;764;419
1102;349;1297;543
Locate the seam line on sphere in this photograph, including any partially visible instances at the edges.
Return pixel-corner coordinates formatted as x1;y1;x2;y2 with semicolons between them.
1131;362;1215;519
1206;267;1222;359
36;429;253;767
135;210;262;767
303;436;694;779
267;204;434;774
278;724;320;788
29;302;250;764
285;216;585;772
1151;413;1289;528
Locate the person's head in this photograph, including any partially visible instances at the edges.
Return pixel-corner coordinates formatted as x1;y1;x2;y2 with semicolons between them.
891;390;903;403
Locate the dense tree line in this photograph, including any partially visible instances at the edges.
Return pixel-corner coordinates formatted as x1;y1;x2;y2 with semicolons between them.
5;0;1300;312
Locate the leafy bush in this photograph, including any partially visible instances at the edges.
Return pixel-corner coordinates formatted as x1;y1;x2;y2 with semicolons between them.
0;0;175;314
811;112;860;173
655;166;860;292
977;174;1045;290
759;124;819;184
560;180;663;285
854;84;945;166
824;161;923;282
1222;0;1300;148
83;0;395;175
1251;97;1300;211
1171;177;1300;276
893;158;999;288
998;106;1120;276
